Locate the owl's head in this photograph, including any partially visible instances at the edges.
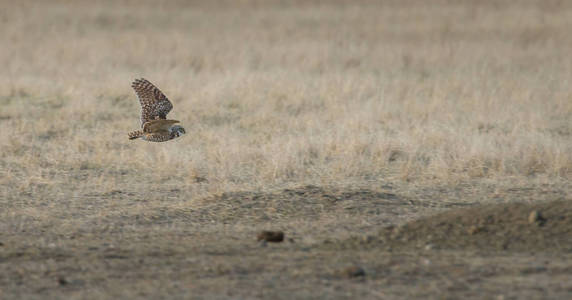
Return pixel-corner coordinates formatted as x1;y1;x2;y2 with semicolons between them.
170;125;186;138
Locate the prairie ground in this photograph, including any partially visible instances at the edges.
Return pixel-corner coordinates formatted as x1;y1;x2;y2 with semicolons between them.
1;0;572;299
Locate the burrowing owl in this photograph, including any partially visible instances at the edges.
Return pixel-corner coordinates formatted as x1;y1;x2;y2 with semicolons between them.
128;78;186;142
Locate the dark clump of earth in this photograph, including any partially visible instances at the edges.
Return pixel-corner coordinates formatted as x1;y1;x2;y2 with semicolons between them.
257;231;285;242
338;200;572;253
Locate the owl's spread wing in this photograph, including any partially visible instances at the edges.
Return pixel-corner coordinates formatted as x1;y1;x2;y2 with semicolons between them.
132;78;174;127
142;119;180;133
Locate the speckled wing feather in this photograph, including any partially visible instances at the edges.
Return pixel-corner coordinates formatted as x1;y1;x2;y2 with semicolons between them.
143;132;175;142
131;78;173;127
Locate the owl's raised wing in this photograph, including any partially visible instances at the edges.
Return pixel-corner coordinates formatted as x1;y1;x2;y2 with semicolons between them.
132;78;174;127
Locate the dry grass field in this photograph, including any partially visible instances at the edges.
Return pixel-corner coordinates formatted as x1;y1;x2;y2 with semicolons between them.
1;0;572;299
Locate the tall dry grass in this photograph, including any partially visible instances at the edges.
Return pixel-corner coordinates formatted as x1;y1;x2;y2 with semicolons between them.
1;0;572;203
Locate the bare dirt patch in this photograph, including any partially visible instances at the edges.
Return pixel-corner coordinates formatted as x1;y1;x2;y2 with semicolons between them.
2;184;572;299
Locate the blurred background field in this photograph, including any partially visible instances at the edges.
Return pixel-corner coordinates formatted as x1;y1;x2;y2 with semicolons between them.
2;0;572;201
1;0;572;298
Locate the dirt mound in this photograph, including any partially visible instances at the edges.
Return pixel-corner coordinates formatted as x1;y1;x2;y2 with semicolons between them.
339;200;572;253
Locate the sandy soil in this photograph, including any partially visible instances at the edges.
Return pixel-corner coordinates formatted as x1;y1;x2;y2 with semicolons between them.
2;182;571;299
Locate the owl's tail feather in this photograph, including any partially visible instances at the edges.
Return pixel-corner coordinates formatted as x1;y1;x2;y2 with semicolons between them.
128;130;144;140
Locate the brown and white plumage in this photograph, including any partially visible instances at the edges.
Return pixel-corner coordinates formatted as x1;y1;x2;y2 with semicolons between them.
132;78;174;126
128;78;185;142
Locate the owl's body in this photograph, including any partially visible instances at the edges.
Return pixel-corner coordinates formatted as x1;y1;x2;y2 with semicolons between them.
128;78;185;142
128;119;186;142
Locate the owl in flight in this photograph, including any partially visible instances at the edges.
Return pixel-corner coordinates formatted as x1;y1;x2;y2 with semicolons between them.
128;78;186;142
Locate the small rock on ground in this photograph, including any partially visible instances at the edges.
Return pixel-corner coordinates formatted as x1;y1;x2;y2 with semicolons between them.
257;231;284;242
